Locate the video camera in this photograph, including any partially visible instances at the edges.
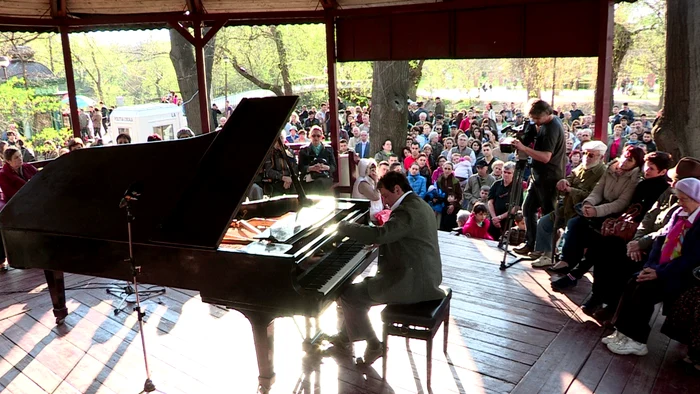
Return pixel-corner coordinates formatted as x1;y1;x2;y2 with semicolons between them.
499;121;538;154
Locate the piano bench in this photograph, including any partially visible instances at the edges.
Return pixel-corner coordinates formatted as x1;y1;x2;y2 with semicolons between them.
380;286;452;389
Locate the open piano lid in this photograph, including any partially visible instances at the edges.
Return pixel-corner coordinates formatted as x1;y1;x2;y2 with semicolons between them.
0;96;299;249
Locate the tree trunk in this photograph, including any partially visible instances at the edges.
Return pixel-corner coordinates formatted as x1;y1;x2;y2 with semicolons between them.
653;0;700;159
370;61;409;157
610;23;633;110
169;28;216;134
270;26;293;95
407;59;425;101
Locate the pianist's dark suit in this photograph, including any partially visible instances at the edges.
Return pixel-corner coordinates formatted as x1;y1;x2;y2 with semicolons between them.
337;191;444;341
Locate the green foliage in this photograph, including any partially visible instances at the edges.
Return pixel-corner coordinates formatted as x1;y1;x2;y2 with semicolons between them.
0;78;61;133
27;127;72;158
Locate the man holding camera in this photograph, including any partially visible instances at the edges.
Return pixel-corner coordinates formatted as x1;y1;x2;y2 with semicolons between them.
511;100;567;256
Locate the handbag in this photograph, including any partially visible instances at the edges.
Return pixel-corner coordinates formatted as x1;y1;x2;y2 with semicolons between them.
600;203;642;241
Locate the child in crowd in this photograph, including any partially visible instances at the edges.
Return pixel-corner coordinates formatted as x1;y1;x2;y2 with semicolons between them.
478;185;491;206
509;212;527;246
407;163;427;198
462;203;493;240
453;155;473;188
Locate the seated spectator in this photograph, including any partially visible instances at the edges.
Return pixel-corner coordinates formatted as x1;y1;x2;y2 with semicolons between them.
285;127;299;143
437;162;462;231
509;212;527;246
530;141;607;268
566;149;582;176
298;126;336;196
552;147;668;290
463;159;496;210
0;147;38;204
548;146;643;278
660;279;700;372
374;139;393;163
389;162;403;174
462;202;493;240
338;139;349;154
297;130;308;143
116;133;131;144
43;141;58;160
147;134;162;142
352;159;384;220
450;134;476;164
177;127;195;139
377;161;389;179
407;162;427;199
67;138;84;151
606;125;628;162
403;142;421;171
585;154;692;322
422;144;436;170
262;135;297;197
487;161;517;241
604;178;700;356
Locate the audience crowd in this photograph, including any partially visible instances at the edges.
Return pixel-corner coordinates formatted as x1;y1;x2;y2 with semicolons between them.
1;96;699;375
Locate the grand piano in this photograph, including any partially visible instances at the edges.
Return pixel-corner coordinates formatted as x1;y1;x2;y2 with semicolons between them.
0;96;378;392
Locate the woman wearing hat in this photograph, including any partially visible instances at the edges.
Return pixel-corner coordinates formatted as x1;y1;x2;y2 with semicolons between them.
604;178;700;356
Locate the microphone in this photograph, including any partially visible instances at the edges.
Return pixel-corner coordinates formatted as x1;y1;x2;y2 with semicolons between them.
119;182;144;208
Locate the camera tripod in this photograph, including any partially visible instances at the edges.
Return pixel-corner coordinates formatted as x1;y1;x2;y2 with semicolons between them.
498;157;531;271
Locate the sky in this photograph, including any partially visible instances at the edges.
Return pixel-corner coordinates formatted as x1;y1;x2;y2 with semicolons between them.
85;29;171;44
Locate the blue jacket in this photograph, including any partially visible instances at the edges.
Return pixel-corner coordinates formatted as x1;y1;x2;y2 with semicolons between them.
407;173;427;199
425;184;445;213
645;211;700;303
355;142;371;158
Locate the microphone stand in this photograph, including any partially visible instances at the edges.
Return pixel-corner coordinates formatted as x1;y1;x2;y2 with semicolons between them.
120;194;157;393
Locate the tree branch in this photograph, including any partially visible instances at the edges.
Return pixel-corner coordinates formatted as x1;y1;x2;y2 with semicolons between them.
222;47;283;96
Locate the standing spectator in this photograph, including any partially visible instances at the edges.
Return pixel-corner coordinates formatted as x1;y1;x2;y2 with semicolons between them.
487;161;518;240
210;104;222;131
450;134;477;164
100;102;109;132
403;142;421;171
610;105;622;125
90;105;103;138
78;109;90;140
407;162;427;199
437;162;463;231
354;131;371;159
619;102;635;123
463;159;495;211
569;102;584;121
298;126;336;196
606;124;628;162
434;97;445;116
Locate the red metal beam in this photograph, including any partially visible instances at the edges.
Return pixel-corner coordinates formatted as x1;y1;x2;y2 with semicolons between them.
325;11;340;182
593;0;614;142
194;24;211;134
201;19;226;45
168;21;197;46
59;25;81;138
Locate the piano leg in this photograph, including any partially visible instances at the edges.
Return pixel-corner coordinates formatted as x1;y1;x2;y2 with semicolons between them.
244;312;276;393
44;270;68;325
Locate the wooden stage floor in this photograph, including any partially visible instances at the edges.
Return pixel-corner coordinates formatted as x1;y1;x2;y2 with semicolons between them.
1;232;698;393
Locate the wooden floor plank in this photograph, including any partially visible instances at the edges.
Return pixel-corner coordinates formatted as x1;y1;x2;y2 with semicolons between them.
1;234;698;393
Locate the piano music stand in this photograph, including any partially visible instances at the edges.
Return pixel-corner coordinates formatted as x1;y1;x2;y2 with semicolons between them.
119;183;157;393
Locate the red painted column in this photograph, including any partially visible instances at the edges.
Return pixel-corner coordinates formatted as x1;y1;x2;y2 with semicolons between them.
59;26;81;138
325;11;340;181
194;24;211;134
593;0;614;142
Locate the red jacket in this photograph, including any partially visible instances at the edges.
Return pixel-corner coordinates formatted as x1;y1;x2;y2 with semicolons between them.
0;162;38;202
462;215;493;240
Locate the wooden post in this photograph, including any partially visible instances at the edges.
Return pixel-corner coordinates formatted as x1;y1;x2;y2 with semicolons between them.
593;0;614;142
59;26;81;138
194;23;211;134
325;12;340;181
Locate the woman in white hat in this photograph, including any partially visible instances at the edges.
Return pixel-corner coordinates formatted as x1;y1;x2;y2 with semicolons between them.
604;178;700;356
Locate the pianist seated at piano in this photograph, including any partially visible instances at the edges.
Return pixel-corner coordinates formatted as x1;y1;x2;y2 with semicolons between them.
0;146;38;271
298;125;337;196
262;135;297;197
332;171;444;364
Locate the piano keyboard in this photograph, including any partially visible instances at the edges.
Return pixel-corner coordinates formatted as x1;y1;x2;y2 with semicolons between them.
299;241;368;295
